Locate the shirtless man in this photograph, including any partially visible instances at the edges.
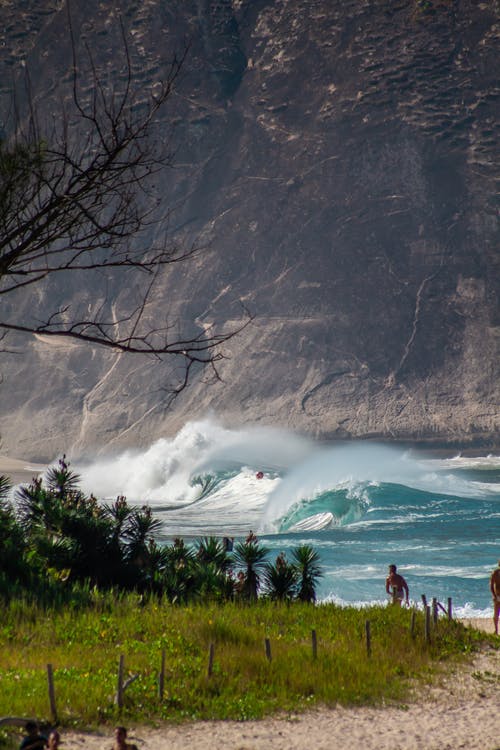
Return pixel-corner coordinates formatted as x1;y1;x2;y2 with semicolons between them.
490;560;500;635
385;564;409;607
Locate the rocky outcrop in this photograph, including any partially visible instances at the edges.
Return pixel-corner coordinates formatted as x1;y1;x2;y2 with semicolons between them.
0;0;498;460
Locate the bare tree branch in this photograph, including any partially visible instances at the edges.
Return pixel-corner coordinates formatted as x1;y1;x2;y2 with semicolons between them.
0;1;250;393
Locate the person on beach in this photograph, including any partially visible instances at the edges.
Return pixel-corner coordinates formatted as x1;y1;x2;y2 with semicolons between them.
46;731;61;750
111;726;138;750
490;560;500;635
385;564;409;606
222;536;234;552
19;722;47;750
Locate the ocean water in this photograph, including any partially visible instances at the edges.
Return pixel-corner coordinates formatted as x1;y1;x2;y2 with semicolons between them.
76;418;500;618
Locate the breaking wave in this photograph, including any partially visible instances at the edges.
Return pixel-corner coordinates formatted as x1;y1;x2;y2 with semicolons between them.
64;417;500;612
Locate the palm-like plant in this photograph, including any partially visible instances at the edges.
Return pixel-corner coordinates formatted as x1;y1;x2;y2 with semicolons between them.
134;539;170;594
16;478;62;532
292;544;323;603
2;455;325;608
263;552;298;602
0;476;30;593
194;537;234;601
61;510;116;585
16;464;120;589
103;496;133;540
45;455;81;500
0;475;11;501
196;536;232;572
124;506;163;562
164;537;195;568
161;539;199;603
202;566;237;603
120;505;164;590
161;564;195;604
233;537;269;601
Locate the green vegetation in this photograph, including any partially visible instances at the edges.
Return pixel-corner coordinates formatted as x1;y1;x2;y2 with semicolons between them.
0;459;321;606
0;597;490;729
0;460;495;735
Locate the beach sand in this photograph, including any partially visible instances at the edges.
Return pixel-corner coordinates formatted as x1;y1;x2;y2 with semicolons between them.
0;455;46;485
56;620;498;750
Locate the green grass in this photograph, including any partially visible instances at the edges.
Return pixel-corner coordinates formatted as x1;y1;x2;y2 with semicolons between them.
0;596;494;728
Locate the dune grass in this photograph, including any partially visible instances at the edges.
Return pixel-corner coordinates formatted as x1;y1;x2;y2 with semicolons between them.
0;595;491;729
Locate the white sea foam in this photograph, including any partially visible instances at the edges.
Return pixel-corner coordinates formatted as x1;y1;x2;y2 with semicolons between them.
422;455;500;471
453;602;494;619
403;564;494;578
76;418;310;505
318;595;493;618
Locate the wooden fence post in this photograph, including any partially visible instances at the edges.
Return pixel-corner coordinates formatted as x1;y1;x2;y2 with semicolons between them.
410;610;416;639
46;664;57;723
207;643;215;677
432;597;438;624
365;621;371;657
311;629;317;659
447;597;453;619
425;606;431;643
158;649;166;699
265;637;272;662
116;655;124;711
113;655;138;706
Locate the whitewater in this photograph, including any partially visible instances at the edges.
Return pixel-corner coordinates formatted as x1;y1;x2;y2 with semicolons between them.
75;418;500;619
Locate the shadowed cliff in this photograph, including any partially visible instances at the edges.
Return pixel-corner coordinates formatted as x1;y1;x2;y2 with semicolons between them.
0;0;498;459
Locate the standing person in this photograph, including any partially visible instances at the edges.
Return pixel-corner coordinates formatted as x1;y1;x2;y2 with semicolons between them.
222;536;234;552
385;564;409;607
490;560;500;635
19;722;47;750
111;727;139;750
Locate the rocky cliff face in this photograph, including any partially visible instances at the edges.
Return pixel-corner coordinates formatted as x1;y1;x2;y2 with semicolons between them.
0;0;498;460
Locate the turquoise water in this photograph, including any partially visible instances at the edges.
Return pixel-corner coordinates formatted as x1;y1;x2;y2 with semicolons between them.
78;419;500;617
265;482;499;614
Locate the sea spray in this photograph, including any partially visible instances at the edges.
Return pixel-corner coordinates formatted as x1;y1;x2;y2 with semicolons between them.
77;418;314;503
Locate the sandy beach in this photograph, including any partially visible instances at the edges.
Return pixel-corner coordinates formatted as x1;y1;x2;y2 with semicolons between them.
0;455;47;485
56;620;498;750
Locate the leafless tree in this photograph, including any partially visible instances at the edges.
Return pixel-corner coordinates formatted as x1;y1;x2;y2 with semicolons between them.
0;3;248;395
